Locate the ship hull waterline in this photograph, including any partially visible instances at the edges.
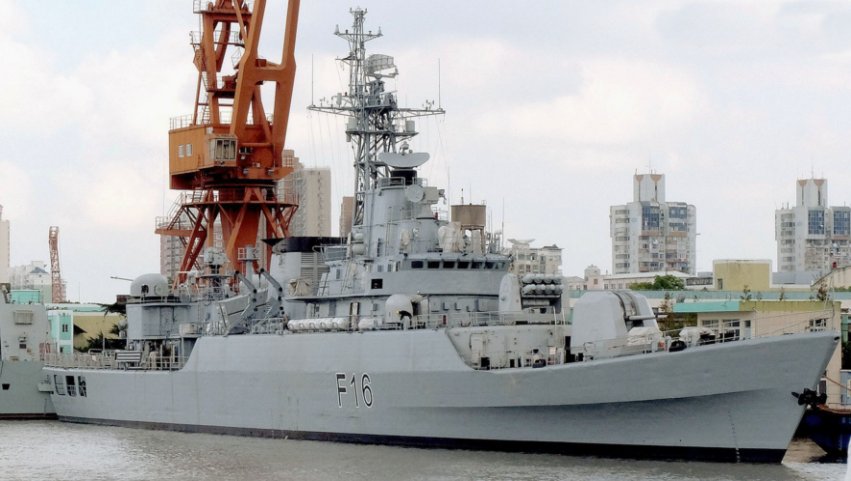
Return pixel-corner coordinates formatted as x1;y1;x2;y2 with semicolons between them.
45;330;838;463
0;361;56;420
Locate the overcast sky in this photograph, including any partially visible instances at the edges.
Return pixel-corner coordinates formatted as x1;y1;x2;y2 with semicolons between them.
2;0;851;302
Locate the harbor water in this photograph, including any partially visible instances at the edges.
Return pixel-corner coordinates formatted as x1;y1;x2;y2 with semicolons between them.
0;421;845;481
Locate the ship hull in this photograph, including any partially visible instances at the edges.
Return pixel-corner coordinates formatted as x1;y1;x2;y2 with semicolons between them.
0;361;55;419
800;406;851;456
45;330;837;463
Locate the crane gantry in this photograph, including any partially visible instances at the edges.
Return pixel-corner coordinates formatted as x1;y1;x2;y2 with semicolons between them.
157;0;300;282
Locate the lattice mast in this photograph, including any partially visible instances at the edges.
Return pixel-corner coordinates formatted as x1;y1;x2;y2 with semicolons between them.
48;226;65;303
158;0;301;281
309;8;443;228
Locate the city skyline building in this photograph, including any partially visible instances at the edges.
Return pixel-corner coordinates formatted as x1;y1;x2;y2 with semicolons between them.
9;260;53;302
775;178;851;276
610;173;697;275
277;151;331;238
505;239;563;276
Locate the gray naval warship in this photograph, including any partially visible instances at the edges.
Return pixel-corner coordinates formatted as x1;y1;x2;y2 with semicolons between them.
44;7;838;463
0;288;55;419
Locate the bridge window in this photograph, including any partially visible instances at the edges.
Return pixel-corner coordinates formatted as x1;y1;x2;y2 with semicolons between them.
66;376;77;397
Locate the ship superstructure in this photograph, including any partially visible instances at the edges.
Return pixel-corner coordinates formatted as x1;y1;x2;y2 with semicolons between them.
43;4;839;463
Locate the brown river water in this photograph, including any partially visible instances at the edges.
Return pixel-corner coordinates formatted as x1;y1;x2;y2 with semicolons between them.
0;421;845;481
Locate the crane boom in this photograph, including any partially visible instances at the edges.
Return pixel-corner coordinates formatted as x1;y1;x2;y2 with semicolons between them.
48;226;65;303
158;0;301;282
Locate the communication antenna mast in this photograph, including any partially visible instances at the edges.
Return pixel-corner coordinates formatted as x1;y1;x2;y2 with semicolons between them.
309;8;444;228
156;0;301;283
48;226;66;303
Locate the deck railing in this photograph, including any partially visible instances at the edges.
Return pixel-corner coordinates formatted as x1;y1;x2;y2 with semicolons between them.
43;350;189;371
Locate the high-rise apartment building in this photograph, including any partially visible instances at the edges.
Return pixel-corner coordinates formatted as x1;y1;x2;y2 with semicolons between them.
610;173;696;275
505;239;563;276
278;151;331;237
0;205;9;284
775;178;851;275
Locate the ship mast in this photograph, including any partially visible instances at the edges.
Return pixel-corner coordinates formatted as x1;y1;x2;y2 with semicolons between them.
309;8;443;228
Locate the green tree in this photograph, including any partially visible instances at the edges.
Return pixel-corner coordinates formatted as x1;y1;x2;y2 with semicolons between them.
630;275;685;291
652;275;685;290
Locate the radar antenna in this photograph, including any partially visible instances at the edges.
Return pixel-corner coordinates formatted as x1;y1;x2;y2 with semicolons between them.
309;8;444;227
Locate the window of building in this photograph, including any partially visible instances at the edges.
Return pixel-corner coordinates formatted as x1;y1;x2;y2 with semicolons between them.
641;205;661;230
722;319;741;340
18;337;26;350
834;210;851;236
808;209;825;235
61;324;69;333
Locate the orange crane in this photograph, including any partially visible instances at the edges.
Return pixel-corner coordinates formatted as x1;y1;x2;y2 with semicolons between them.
48;226;66;303
157;0;300;281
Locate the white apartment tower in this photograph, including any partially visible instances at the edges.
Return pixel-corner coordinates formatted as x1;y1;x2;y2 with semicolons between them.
610;173;696;275
0;205;9;284
505;239;563;276
277;152;332;237
775;178;851;274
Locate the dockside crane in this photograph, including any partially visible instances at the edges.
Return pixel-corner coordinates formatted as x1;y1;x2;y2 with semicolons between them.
48;226;66;303
157;0;301;282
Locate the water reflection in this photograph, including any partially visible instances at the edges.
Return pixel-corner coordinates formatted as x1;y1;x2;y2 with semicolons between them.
0;421;844;481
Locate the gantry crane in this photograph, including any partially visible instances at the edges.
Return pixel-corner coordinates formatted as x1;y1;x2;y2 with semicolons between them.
157;0;300;282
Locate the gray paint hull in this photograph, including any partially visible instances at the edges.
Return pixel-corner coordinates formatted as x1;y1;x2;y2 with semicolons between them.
45;330;837;462
0;361;55;419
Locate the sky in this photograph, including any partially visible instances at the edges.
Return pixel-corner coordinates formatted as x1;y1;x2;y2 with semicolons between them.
2;0;851;303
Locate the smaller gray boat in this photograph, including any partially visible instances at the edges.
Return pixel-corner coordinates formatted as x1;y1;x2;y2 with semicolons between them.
0;288;55;419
